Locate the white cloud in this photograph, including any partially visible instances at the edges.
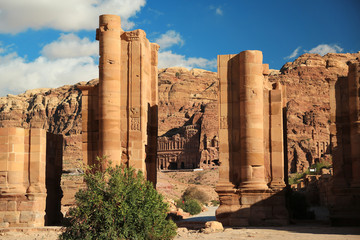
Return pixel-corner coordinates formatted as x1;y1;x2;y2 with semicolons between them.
306;44;343;56
155;30;184;49
215;7;223;16
209;5;223;16
0;36;98;97
284;46;301;60
41;33;98;60
158;50;216;70
0;0;146;34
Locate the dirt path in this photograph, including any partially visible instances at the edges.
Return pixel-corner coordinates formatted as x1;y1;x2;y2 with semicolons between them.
1;225;359;240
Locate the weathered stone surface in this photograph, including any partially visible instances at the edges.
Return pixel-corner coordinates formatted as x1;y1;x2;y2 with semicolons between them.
80;14;159;184
270;52;360;173
157;67;219;169
203;221;224;234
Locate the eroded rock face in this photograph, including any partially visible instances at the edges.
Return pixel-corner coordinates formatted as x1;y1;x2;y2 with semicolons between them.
158;67;218;136
157;67;219;169
270;52;360;173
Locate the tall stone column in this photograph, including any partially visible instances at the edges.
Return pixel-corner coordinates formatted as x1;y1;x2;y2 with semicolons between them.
216;54;235;191
348;62;360;187
329;79;347;188
239;50;268;189
98;15;122;166
269;83;286;189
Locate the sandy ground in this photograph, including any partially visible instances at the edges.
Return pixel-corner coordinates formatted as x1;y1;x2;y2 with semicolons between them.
1;225;359;240
1;208;359;240
175;226;360;240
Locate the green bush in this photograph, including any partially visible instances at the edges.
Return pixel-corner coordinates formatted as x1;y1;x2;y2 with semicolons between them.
210;200;220;206
288;171;308;185
60;162;177;240
176;199;202;215
181;186;210;204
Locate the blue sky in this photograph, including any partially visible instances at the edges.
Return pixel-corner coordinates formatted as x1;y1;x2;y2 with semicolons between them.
0;0;359;96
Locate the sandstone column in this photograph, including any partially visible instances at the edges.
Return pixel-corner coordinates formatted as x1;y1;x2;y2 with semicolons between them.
329;79;348;188
269;83;286;188
239;50;268;189
348;62;360;187
98;15;121;166
216;54;235;191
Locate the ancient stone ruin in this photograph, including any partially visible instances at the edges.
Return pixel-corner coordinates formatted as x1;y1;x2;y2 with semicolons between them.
0;128;62;227
328;59;360;224
79;15;159;184
0;13;359;228
215;51;288;225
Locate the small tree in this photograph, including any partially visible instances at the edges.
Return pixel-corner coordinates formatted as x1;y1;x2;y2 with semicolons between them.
60;161;177;240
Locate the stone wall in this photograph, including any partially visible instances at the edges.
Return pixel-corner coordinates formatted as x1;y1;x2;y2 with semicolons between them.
0;128;47;227
0;128;63;227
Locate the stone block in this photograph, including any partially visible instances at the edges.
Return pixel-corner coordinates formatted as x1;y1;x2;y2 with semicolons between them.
0;144;8;153
250;205;272;220
0;201;7;211
7;201;17;211
0;222;9;228
270;90;282;102
228;217;249;226
20;211;34;223
273;206;289;219
18;200;37;211
4;212;19;223
240;195;264;205
0;128;9;136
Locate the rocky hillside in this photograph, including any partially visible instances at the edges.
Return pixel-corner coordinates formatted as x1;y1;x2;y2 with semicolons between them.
269;52;360;172
1;52;359;175
0;83;85;172
158;67;218;137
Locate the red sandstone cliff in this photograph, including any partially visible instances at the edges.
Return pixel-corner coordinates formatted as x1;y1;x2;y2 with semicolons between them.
269;52;360;173
1;52;359;175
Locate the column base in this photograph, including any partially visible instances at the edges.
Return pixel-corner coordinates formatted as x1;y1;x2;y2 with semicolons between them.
329;186;360;226
239;180;269;190
351;180;360;188
215;186;289;226
270;181;286;191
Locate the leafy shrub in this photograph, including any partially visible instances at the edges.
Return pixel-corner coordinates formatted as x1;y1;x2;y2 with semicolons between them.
176;199;202;215
181;186;210;204
288;171;308;185
60;162;177;240
210;200;220;206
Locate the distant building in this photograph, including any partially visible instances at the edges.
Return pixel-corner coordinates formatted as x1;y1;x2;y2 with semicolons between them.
157;125;200;170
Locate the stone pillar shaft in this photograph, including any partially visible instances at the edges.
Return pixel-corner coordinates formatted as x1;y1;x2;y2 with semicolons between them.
269;83;286;188
98;15;122;166
348;63;360;187
329;79;348;188
216;54;235;191
239;50;268;189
